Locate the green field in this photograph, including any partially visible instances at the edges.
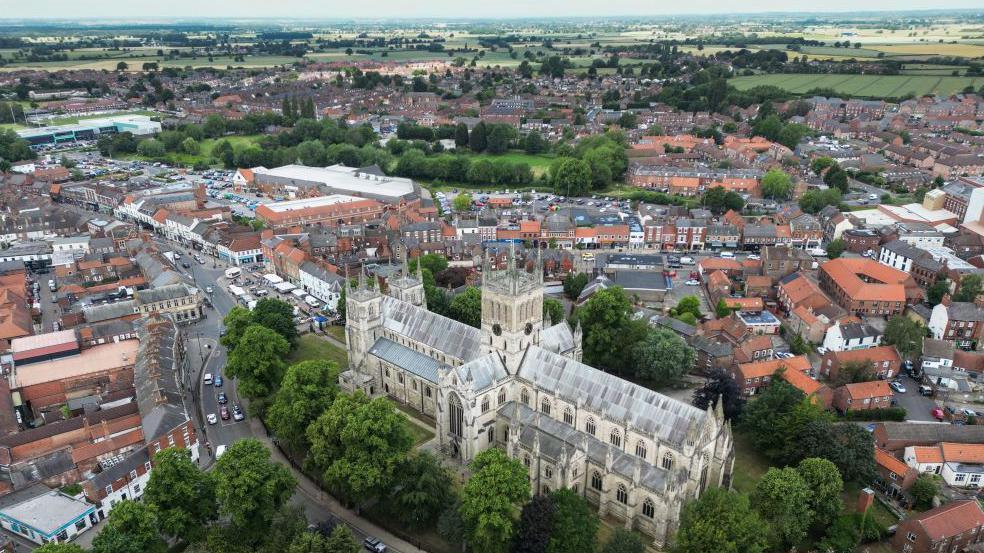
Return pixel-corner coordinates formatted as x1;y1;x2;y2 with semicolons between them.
123;134;263;166
467;151;557;176
286;334;348;368
730;73;984;98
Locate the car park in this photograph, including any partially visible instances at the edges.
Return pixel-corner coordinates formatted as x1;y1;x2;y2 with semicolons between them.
889;380;906;393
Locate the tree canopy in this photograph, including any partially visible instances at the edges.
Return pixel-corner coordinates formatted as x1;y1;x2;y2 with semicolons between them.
632;327;696;384
212;438;296;544
460;448;530;553
225;324;291;399
266;360;340;451
673;487;769;553
144;447;217;543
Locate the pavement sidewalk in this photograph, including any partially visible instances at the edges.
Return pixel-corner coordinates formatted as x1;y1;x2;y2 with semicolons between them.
246;416;430;553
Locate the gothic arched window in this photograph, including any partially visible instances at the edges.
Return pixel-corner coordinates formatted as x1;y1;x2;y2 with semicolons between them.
448;393;463;438
662;452;674;470
616;484;628;504
585;417;596;436
635;440;647;460
643;498;655;518
563;406;574;425
481;395;490;413
520;388;530;406
591;471;603;491
610;428;622;448
498;388;507;406
540;398;551;415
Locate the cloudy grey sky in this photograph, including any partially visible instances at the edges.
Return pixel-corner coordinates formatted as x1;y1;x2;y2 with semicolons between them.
3;0;981;19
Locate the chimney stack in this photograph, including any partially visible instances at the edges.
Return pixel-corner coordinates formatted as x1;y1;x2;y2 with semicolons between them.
857;487;874;514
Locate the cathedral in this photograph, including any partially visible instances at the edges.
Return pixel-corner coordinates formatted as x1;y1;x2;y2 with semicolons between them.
339;247;735;548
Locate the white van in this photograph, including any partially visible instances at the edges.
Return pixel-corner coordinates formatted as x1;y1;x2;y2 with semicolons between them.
224;267;242;279
304;295;321;308
215;445;226;459
720;251;735;259
680;256;695;265
203;373;213;385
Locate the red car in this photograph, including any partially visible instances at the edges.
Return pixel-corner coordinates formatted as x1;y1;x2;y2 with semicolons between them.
220;406;231;420
932;407;945;422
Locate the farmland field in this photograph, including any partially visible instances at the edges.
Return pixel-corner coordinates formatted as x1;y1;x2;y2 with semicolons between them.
729;73;983;98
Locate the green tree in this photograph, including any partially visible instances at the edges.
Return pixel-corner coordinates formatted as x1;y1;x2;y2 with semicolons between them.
632;327;696;384
323;525;360;553
799;420;876;482
409;253;449;276
36;545;87;553
116;61;129;71
752;467;814;548
460;448;531;553
252;297;299;345
486;124;516;154
883;315;925;360
547;489;598;553
220;306;254;350
562;272;589;300
691;368;744;421
576;286;647;372
602;528;645;553
137;138;166;158
469;121;488;152
927;279;950;306
523;131;547;154
455;123;470;148
307;392;413;504
449;286;482;328
715;298;735;318
542;298;565;325
761;169;794;200
674;295;702;320
390;452;455;530
91;500;167;553
832;360;877;387
266;360;339;451
797;457;843;529
826;238;846;259
212;439;296;544
453;193;473;212
673;487;769;553
513;494;554;553
225;324;290;399
181;137;200;155
550;157;592;197
203;114;227;138
738;379;805;461
799;188;842;214
824;165;849;193
910;474;939;511
956;274;983;302
144;448;217;543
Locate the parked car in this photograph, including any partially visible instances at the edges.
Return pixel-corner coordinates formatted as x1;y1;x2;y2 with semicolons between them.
205;286;214;294
217;392;228;404
685;279;700;286
889;380;906;393
215;445;227;458
232;405;245;422
746;254;761;260
932;407;945;421
207;413;218;425
918;385;934;397
816;346;828;355
214;375;223;387
220;406;230;420
962;408;977;418
363;537;387;553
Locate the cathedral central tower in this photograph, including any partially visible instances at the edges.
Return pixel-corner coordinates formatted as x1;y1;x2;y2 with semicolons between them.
481;244;544;374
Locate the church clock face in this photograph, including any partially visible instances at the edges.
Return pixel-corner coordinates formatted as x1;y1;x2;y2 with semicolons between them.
525;322;533;335
493;323;502;336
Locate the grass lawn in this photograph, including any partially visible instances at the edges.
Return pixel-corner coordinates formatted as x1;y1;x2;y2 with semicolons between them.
731;433;771;494
466;151;557;176
325;325;345;343
406;420;435;447
287;334;348;368
125;134;264;167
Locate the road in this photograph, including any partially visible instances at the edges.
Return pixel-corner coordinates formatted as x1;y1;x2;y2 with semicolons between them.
149;237;426;552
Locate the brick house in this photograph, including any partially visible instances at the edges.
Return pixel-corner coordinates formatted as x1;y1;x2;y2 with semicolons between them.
928;295;984;350
731;355;811;397
874;447;919;499
818;258;917;317
820;345;903;381
833;380;893;413
890;500;984;553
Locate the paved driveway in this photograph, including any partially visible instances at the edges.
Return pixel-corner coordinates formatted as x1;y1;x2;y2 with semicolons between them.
893;374;940;422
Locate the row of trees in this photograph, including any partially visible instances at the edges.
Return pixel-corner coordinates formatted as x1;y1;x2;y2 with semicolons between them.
549;133;629;196
36;440;360;553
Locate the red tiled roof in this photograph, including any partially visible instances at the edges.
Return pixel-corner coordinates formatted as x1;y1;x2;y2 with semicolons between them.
842;380;892;400
780;367;824;396
820;257;909;302
737;355;811;379
913;500;984;541
875;447;910;476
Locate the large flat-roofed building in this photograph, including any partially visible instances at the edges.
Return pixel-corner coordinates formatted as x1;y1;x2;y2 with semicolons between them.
245;164;417;202
255;194;386;230
12;340;138;415
17;115;161;146
0;484;97;544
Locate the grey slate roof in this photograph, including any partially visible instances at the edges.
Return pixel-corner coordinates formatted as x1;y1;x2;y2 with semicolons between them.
948;302;984;322
453;354;508;394
498;402;680;492
133;317;192;442
877;421;984;445
369;337;444;383
89;446;150;491
135;283;195;305
540;322;575;353
84;300;138;323
517;346;707;445
840;322;881;341
381;296;483;363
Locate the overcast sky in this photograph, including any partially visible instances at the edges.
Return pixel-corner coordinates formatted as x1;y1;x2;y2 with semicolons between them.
3;0;981;20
